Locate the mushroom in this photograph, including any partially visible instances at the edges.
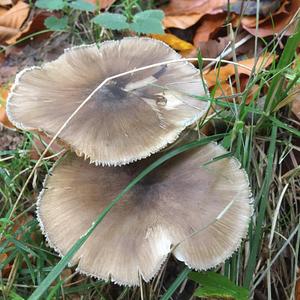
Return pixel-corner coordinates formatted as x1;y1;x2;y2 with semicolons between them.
37;134;252;286
7;37;209;166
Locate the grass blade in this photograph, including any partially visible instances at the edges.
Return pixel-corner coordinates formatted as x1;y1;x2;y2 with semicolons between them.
244;125;278;288
161;267;190;300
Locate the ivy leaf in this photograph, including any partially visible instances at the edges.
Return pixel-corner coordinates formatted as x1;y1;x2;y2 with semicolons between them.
44;16;68;31
68;0;96;12
92;13;129;30
189;272;249;300
35;0;65;11
130;9;164;34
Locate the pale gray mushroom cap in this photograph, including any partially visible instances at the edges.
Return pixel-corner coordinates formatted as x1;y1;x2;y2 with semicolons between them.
37;138;252;286
7;37;209;166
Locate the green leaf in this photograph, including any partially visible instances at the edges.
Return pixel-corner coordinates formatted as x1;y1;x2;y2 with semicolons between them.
134;9;164;19
35;0;65;11
44;16;68;31
130;9;164;34
92;13;129;30
189;272;249;300
68;0;96;12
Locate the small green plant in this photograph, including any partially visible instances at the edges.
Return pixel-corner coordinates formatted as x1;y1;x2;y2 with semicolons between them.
35;0;164;34
92;9;164;33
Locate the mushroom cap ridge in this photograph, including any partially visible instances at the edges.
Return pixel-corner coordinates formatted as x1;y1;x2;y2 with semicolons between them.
7;37;209;166
37;137;252;286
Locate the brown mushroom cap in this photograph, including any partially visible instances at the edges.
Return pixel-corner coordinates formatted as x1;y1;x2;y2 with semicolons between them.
37;138;252;286
7;37;208;166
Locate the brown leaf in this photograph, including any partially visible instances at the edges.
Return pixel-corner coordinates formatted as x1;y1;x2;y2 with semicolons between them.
291;88;300;120
0;52;4;63
241;0;300;37
0;65;18;84
0;0;13;6
0;0;30;44
151;33;195;51
0;7;7;16
193;13;226;45
225;0;281;16
0;253;11;278
213;82;236;101
296;267;300;300
240;0;290;28
30;132;65;161
204;53;276;87
0;85;14;128
163;14;204;30
164;0;229;15
16;11;54;45
163;0;231;29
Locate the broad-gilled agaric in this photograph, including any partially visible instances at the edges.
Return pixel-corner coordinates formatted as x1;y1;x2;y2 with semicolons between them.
7;37;252;287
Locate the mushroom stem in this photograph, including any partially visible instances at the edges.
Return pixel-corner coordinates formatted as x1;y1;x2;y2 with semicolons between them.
7;57;252;222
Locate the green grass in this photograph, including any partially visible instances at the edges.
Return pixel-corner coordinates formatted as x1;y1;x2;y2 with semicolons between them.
1;2;300;300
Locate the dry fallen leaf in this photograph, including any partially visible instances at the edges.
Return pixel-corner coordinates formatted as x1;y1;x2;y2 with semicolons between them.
225;0;281;16
214;82;235;98
203;54;275;105
16;11;54;44
30;132;65;161
0;253;11;278
0;85;14;128
204;53;276;87
0;0;13;6
151;33;195;51
193;13;226;45
0;0;30;44
296;267;300;300
163;0;231;29
291;87;300;120
241;0;300;37
0;65;18;85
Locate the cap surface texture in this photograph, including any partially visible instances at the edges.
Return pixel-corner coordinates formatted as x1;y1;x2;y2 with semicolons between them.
7;37;209;165
37;140;252;286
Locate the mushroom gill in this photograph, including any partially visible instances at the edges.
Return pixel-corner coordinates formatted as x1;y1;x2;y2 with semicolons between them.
37;138;252;286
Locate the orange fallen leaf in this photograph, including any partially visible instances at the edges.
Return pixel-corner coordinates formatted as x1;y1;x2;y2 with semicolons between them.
193;13;226;45
241;0;300;37
151;33;195;51
163;14;203;30
204;53;276;87
0;85;14;128
0;0;30;44
214;82;236;99
163;0;232;29
0;0;13;6
0;7;7;16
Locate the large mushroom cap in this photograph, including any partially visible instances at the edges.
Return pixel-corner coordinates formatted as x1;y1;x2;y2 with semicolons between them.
37;137;252;286
7;37;208;166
